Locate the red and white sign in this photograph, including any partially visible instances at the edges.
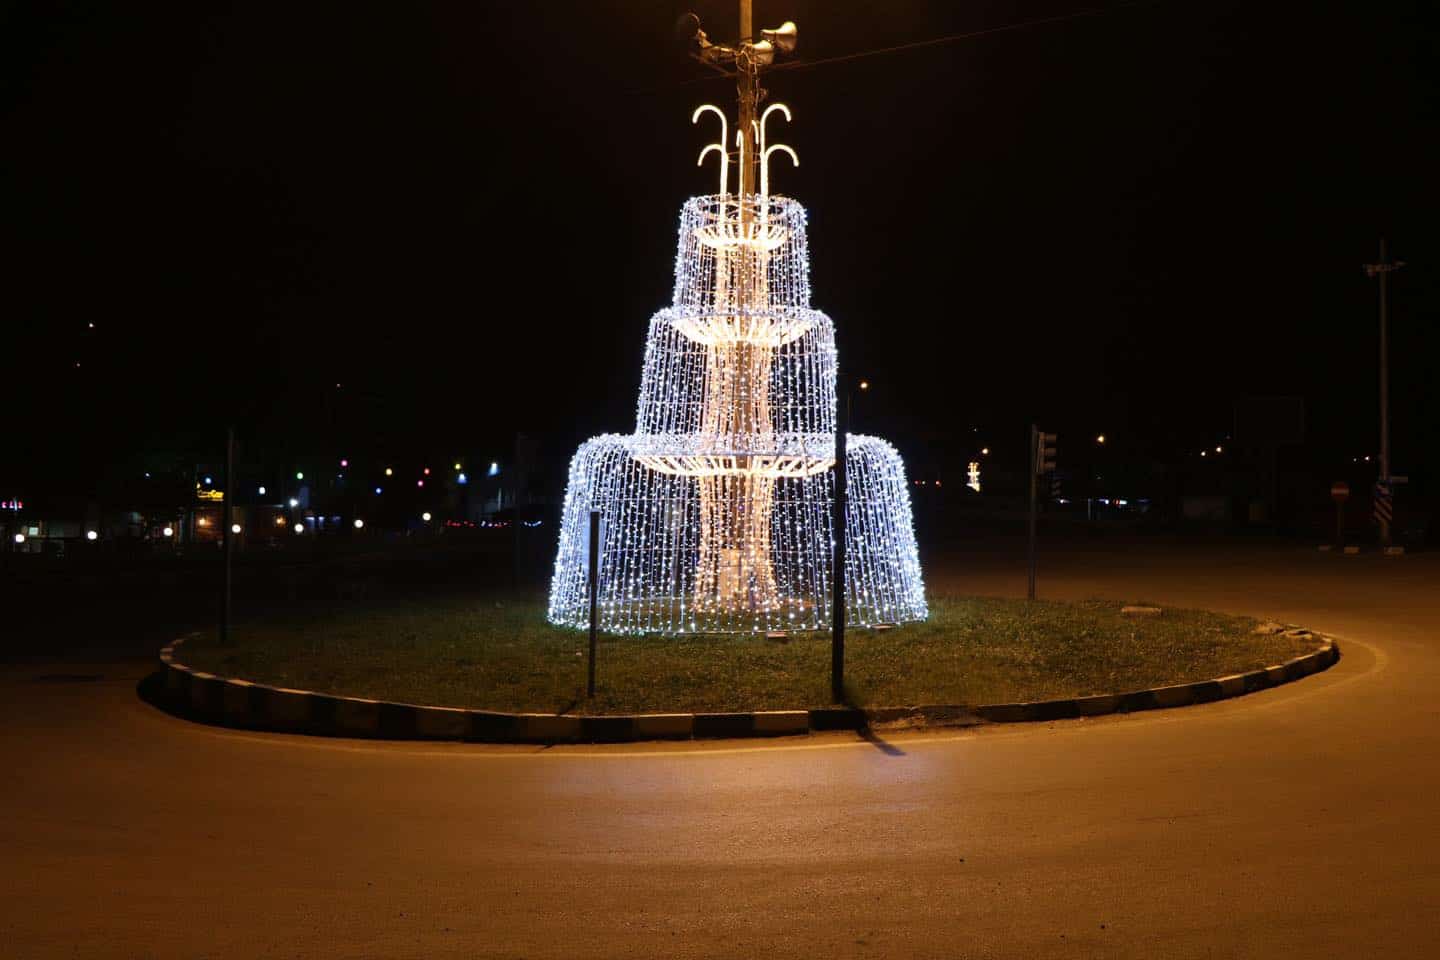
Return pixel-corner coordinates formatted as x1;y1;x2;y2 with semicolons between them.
1330;481;1350;501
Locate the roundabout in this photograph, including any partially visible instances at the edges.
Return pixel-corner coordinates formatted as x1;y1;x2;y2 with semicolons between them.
163;591;1339;742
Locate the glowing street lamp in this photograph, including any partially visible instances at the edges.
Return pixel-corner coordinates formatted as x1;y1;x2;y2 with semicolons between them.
86;530;98;541
288;498;299;508
13;533;24;544
162;527;174;538
422;512;432;522
230;523;242;534
353;518;365;529
1096;434;1106;445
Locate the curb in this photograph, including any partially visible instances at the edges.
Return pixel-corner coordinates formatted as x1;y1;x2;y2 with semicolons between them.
157;633;1340;744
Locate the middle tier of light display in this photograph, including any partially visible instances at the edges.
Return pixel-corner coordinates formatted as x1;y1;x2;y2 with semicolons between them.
549;109;926;635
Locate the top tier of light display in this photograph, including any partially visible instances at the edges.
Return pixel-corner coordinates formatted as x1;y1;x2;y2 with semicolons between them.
671;194;811;314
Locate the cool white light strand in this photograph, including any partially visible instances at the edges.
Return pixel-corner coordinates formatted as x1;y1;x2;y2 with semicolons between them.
548;106;925;635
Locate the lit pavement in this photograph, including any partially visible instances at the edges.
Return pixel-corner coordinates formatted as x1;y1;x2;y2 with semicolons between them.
3;541;1437;958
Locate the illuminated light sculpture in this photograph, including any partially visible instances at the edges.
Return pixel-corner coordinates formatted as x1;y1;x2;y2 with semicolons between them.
549;103;925;635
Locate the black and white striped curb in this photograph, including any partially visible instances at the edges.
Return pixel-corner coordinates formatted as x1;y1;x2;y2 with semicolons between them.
159;634;1339;743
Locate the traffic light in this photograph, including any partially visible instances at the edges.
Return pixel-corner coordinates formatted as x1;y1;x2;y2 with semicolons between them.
1036;431;1056;474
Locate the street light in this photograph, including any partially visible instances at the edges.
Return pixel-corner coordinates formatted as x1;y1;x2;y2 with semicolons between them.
230;523;242;534
13;533;24;544
86;530;98;541
422;512;432;522
353;518;364;529
1096;434;1106;445
162;526;174;538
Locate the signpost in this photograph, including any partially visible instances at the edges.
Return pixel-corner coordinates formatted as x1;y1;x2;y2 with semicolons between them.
1028;425;1056;601
1330;480;1349;549
587;509;600;698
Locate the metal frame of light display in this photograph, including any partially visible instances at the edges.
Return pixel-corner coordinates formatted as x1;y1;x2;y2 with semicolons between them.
548;103;926;635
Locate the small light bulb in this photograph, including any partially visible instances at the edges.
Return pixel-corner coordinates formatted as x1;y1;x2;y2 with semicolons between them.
288;498;299;508
295;471;304;480
86;530;98;541
162;527;174;538
258;485;267;495
230;523;242;534
353;518;364;529
422;512;432;522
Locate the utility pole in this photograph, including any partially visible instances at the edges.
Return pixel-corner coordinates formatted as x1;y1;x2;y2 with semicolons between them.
737;0;757;195
1364;238;1405;546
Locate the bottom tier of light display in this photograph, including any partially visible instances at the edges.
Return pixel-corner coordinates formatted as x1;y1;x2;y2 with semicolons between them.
548;434;927;635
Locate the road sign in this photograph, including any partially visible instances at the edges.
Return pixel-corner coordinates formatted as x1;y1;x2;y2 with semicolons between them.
1331;481;1350;501
1373;482;1393;526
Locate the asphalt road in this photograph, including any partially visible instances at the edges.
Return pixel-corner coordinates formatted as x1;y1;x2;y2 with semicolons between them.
3;540;1437;959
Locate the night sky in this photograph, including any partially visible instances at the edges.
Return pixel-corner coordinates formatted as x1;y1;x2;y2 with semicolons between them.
4;1;1434;498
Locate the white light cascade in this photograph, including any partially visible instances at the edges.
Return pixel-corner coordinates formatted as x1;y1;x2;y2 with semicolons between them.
548;104;926;635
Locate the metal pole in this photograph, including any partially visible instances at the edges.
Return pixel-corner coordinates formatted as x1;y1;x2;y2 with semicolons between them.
831;382;848;703
1335;497;1344;549
736;0;758;198
221;425;234;645
1378;237;1390;546
587;508;600;699
1027;424;1037;601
